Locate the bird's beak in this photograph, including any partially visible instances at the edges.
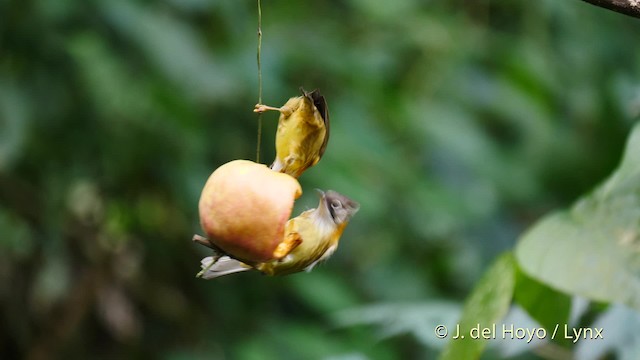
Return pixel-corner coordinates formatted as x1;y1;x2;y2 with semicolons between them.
314;188;326;199
315;189;331;216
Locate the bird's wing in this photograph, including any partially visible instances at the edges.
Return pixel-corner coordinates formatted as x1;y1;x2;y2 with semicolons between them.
301;88;330;158
272;231;303;259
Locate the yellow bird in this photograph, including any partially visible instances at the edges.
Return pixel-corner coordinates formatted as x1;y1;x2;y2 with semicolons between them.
254;88;329;178
199;190;359;278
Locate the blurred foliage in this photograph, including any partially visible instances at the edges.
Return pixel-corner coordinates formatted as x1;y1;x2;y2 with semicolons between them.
441;123;640;358
1;0;640;359
517;123;640;310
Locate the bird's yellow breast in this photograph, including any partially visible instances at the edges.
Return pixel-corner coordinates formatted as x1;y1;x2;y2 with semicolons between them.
258;207;340;276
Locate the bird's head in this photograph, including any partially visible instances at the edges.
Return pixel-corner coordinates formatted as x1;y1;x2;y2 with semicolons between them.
316;189;360;226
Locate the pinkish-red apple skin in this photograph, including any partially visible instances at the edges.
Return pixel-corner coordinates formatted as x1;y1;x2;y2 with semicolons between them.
199;160;302;263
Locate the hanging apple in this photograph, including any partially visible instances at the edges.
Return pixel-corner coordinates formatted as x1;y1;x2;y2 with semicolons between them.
198;160;302;263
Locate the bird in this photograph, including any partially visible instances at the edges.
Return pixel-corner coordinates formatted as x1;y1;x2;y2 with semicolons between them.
199;190;359;278
254;88;329;178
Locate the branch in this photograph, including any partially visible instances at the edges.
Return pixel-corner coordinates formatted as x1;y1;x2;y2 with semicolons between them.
192;234;215;249
192;234;226;255
580;0;640;19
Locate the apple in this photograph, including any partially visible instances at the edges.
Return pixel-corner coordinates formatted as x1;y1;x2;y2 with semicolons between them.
198;160;302;263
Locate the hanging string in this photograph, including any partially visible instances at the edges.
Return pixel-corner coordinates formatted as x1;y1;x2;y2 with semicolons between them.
255;0;263;163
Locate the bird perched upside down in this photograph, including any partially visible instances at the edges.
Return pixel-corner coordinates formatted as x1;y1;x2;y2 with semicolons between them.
199;190;359;278
254;88;329;178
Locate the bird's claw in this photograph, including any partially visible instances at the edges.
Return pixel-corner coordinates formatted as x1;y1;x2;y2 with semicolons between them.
254;104;279;113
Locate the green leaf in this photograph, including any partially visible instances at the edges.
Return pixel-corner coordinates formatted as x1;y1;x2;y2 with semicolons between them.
439;252;516;360
516;122;640;310
513;264;571;335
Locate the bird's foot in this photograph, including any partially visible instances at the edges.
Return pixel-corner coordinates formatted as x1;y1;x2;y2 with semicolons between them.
254;104;280;113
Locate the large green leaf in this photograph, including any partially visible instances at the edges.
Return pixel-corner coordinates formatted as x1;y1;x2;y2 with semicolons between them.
439;252;516;360
513;264;571;336
516;122;640;310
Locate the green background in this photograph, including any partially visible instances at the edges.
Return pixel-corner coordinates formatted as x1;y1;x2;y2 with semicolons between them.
2;0;640;359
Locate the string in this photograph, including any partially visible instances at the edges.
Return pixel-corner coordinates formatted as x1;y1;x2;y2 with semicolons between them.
256;0;263;163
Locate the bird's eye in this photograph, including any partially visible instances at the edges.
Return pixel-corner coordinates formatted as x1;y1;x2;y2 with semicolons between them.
331;200;341;209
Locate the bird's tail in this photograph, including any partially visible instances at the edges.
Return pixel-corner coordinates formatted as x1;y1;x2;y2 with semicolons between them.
198;256;252;279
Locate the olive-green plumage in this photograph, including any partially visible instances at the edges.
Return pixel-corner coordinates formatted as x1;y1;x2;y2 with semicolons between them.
254;88;329;178
199;190;359;278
